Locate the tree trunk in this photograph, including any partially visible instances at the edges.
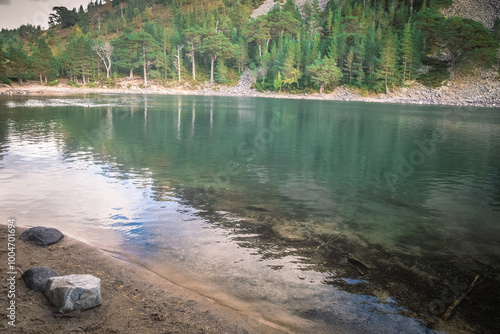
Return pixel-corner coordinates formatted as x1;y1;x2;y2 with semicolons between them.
129;68;133;79
385;73;389;95
210;57;215;84
258;43;262;59
191;40;196;80
143;44;147;87
449;55;457;81
494;48;500;72
164;45;168;79
319;84;325;94
409;57;413;82
178;47;182;83
40;73;43;85
18;76;22;84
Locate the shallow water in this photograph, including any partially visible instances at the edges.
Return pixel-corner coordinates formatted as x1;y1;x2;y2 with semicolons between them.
1;95;499;333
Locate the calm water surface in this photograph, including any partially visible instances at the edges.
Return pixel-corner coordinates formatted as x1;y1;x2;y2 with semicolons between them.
1;95;499;333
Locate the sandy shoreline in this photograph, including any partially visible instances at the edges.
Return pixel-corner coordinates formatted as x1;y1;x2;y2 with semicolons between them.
1;78;499;108
0;223;289;334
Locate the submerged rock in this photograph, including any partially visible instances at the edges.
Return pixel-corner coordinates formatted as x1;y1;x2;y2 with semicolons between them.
20;226;64;246
43;274;102;313
271;224;309;241
22;266;59;292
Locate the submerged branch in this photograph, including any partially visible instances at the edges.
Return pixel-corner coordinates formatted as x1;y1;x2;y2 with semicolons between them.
315;234;340;252
442;274;486;320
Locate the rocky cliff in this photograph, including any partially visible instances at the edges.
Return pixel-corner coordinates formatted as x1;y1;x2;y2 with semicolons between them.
253;0;500;30
442;0;500;29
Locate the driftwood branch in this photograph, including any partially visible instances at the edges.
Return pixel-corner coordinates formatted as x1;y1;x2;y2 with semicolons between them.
315;234;340;252
442;274;486;320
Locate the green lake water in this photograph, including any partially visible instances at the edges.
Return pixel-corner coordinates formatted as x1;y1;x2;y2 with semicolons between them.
1;95;499;333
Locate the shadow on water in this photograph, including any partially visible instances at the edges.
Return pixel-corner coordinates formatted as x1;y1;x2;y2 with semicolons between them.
0;95;499;333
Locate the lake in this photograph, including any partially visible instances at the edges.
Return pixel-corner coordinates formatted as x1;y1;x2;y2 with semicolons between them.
1;94;499;333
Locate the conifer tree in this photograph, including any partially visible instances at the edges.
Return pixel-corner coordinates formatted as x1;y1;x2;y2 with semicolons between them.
31;37;55;84
439;17;497;80
112;29;141;78
6;39;30;83
200;33;237;84
134;30;161;86
273;71;284;92
306;54;343;93
344;47;354;85
183;26;204;80
400;21;417;83
261;50;271;84
282;39;301;88
0;39;6;80
376;32;399;94
353;40;366;87
266;9;300;41
244;17;270;60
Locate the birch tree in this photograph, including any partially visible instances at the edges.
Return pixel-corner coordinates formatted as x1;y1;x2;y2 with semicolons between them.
93;41;113;78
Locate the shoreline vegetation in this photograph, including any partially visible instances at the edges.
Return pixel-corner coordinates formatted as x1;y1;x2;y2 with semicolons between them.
0;223;289;334
1;1;499;110
1;68;499;108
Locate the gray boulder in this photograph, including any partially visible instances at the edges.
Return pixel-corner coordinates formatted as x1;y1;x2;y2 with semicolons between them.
20;226;64;246
43;274;102;313
22;266;59;292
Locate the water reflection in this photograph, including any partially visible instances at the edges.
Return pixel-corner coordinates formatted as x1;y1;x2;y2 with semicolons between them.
1;95;499;333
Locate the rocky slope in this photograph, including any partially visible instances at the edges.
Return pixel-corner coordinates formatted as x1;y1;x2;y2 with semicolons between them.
252;0;329;18
442;0;500;29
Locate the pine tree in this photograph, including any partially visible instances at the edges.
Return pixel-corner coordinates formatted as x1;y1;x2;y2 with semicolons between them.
31;37;55;84
273;71;284;92
353;40;366;87
306;54;343;93
364;29;378;83
6;39;30;83
0;39;6;80
63;26;94;84
266;9;300;41
112;28;142;78
200;33;237;84
282;39;301;88
376;32;399;94
244;17;270;60
344;47;354;85
400;21;419;83
261;50;271;84
134;30;161;87
215;60;228;84
183;26;204;80
439;17;497;80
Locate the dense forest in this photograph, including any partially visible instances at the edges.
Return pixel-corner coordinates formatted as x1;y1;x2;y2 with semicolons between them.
0;0;499;93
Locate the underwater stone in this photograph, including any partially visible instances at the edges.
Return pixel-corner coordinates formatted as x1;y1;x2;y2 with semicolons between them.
20;226;64;246
271;224;309;241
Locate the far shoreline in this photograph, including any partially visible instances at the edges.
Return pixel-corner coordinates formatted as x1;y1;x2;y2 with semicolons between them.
1;77;499;108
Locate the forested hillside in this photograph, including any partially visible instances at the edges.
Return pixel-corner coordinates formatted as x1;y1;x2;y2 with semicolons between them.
0;0;498;94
